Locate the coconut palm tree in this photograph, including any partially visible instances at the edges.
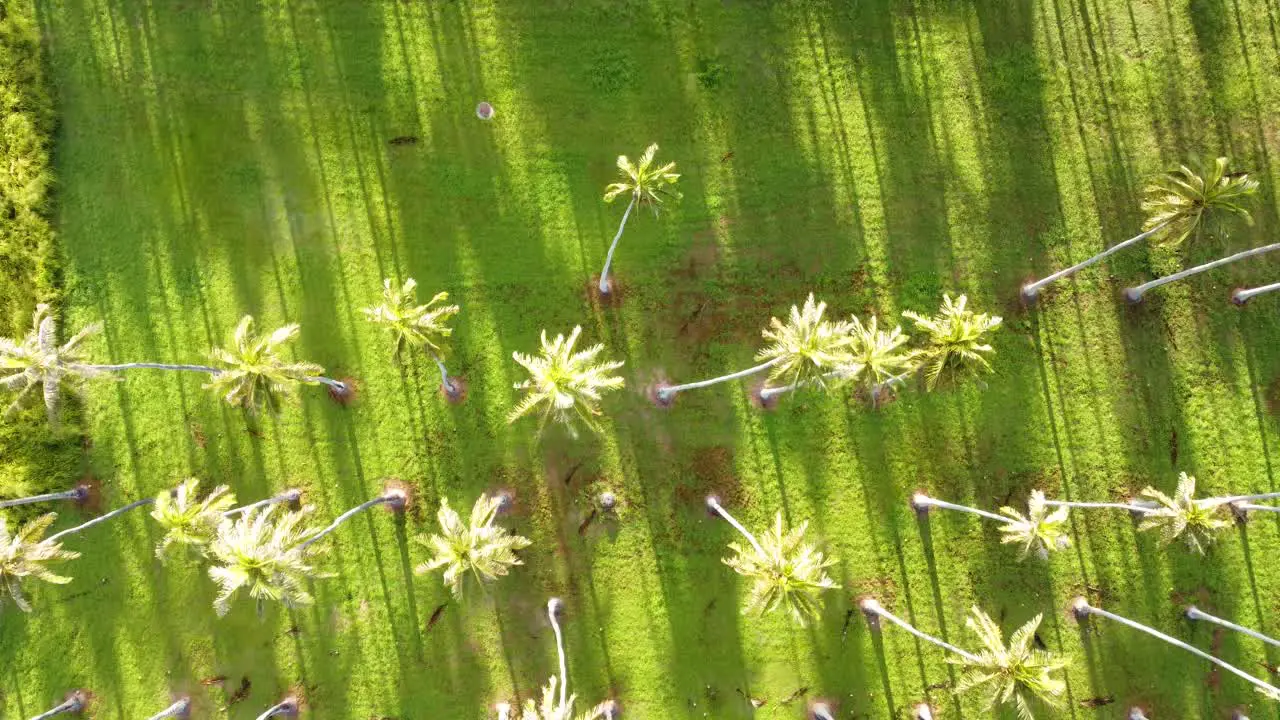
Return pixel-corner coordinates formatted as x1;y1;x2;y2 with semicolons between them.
1072;598;1280;699
911;491;1072;560
201;316;347;412
658;295;854;405
145;697;190;720
1021;157;1259;301
0;484;88;510
416;494;532;598
705;496;837;625
1136;473;1232;554
1124;242;1280;302
860;599;1066;719
254;696;300;720
0;303;107;430
207;504;327;616
902;295;1002;391
0;513;78;612
362;278;462;394
1186;606;1280;648
757;314;916;404
598;143;681;295
151;479;237;561
296;486;407;552
509;326;625;437
1233;280;1280;305
30;690;90;719
521;598;617;720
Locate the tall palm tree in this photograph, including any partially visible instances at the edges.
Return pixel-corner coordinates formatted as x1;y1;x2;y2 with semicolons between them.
416;494;532;598
902;295;1002;391
1124;242;1280;302
509;326;625;437
1233;280;1280;305
296;486;407;552
861;599;1066;719
598;143;681;295
657;295;854;405
201;316;347;412
362;278;462;394
254;696;300;720
1021;157;1259;301
0;303;106;430
151;479;237;561
145;697;190;720
0;484;88;510
30;690;90;719
911;491;1072;561
521;598;617;720
0;513;78;612
1185;606;1280;648
706;496;837;625
758;314;916;404
1072;598;1280;699
207;504;327;616
1136;473;1232;554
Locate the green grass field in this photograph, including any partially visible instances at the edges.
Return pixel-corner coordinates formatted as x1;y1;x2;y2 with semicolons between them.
3;0;1280;717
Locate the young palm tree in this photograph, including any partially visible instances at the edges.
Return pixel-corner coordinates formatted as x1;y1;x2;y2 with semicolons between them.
1186;606;1280;648
151;478;237;561
861;599;1067;719
0;483;88;509
1124;242;1280;302
254;696;300;720
1233;280;1280;305
202;316;347;413
31;690;90;719
1021;157;1259;301
1072;598;1280;699
0;513;79;612
658;295;853;405
911;491;1072;560
598;143;681;295
0;303;107;430
902;295;1002;391
416;494;532;598
206;504;327;616
521;598;617;720
145;697;190;720
509;326;625;437
362;278;462;394
706;495;838;625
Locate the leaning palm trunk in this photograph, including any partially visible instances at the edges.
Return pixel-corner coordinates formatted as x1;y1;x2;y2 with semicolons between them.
859;598;981;661
88;362;349;396
429;352;457;394
705;496;766;555
298;491;405;551
1021;221;1172;302
657;357;781;403
598;194;637;294
46;497;155;543
1124;243;1280;302
1186;606;1280;648
145;698;190;720
911;494;1010;523
1233;281;1280;305
0;486;86;509
254;697;299;720
1043;499;1154;513
1073;599;1280;697
30;692;88;719
223;490;301;518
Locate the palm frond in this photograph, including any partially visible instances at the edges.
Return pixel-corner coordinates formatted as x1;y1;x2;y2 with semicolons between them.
1137;472;1230;554
601;143;681;210
0;304;106;428
206;504;329;616
840;314;917;393
998;491;1071;560
1141;157;1259;247
415;495;532;598
509;327;625;437
205;315;327;414
948;607;1066;719
720;513;838;626
902;294;1002;391
361;278;460;359
151;478;237;561
756;294;856;392
0;512;80;612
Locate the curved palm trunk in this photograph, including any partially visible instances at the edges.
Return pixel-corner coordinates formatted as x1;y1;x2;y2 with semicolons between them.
88;362;220;374
1021;221;1172;301
1124;242;1280;302
1044;499;1154;513
428;352;456;394
1206;491;1280;506
1234;503;1280;514
598;194;638;294
0;486;86;509
911;494;1010;523
254;698;298;720
299;493;402;550
658;358;781;403
1233;280;1280;305
301;375;348;393
1074;599;1280;696
860;598;981;662
30;692;87;720
705;497;766;555
46;497;155;543
547;599;569;708
1186;606;1280;648
223;490;301;517
145;698;190;720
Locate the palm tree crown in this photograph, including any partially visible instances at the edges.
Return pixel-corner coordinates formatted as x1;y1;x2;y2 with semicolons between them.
721;512;838;625
1141;157;1259;247
361;278;460;359
0;512;79;611
205;316;326;414
0;304;106;429
151;478;236;561
902;294;1002;390
951;608;1066;720
509;326;625;437
602;143;681;209
206;504;327;616
416;495;532;598
1137;472;1230;554
520;676;615;720
841;314;916;392
757;294;855;392
998;491;1071;560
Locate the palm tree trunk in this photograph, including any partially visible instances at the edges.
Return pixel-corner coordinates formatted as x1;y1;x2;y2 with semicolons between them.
0;486;86;509
87;362;220;373
1235;503;1280;514
30;695;86;720
254;699;298;720
911;494;1010;523
1021;220;1172;301
299;494;397;550
47;497;155;543
860;598;980;662
1186;606;1280;648
1074;599;1280;696
1124;242;1280;302
495;703;512;720
1044;499;1154;513
1207;491;1280;506
547;598;570;708
659;358;782;402
223;490;301;517
1129;710;1150;720
598;194;638;294
705;497;766;556
1233;280;1280;305
145;698;190;720
302;375;348;393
